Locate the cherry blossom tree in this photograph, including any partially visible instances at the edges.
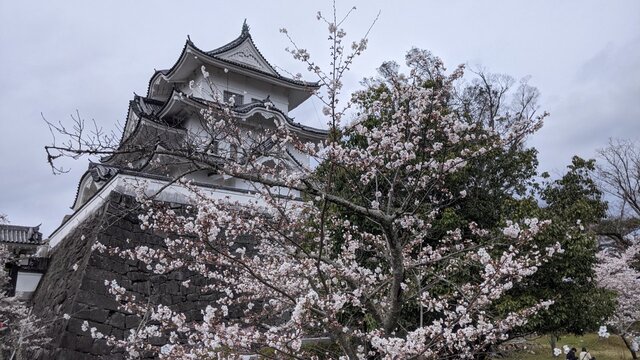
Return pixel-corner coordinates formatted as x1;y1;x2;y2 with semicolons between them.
595;243;640;359
44;5;568;359
340;54;614;355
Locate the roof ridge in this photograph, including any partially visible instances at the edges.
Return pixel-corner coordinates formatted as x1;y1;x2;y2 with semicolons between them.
206;22;252;56
241;19;250;36
205;21;283;78
146;26;320;99
0;224;40;231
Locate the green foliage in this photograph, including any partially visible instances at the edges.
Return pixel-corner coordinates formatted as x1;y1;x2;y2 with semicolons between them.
501;157;615;337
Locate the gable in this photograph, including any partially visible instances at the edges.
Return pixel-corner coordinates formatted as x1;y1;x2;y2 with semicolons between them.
214;38;279;76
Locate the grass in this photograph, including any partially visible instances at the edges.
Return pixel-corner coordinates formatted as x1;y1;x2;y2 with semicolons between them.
498;333;633;360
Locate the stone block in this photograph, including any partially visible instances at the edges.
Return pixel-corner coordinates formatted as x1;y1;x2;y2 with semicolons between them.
172;295;185;305
59;332;78;350
76;335;94;353
87;308;110;323
132;281;149;294
66;318;87;336
77;291;121;312
107;312;125;329
110;327;124;339
80;279;107;295
118;278;132;288
128;271;147;281
90;338;110;355
75;308;105;323
57;348;96;360
191;276;207;286
125;314;140;329
166;281;180;295
149;336;167;346
85;268;116;282
125;258;140;267
159;294;173;305
168;271;185;281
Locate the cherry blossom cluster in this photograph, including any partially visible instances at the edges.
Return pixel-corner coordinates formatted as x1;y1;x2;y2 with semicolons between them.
595;241;640;357
0;246;50;358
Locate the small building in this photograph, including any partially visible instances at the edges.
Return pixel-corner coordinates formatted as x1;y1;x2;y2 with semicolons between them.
0;224;48;299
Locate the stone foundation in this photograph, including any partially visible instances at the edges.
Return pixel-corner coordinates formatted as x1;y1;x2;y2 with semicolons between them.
32;192;210;359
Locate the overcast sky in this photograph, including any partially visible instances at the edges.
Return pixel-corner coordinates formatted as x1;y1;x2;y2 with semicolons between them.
1;1;638;236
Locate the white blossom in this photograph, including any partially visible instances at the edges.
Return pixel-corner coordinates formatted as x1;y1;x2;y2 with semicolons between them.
598;325;610;338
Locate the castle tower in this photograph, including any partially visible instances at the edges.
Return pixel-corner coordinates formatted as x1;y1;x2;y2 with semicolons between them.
32;23;324;359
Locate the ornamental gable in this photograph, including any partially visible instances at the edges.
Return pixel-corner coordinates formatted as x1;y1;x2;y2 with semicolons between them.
214;38;279;76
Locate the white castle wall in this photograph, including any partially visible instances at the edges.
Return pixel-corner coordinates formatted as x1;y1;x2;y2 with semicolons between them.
182;68;289;114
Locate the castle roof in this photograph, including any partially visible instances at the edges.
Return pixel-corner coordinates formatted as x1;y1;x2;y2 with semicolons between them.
206;20;281;76
147;21;319;111
114;92;326;153
0;224;44;245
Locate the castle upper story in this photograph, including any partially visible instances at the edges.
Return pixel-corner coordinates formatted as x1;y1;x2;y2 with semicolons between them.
49;21;326;248
147;21;317;114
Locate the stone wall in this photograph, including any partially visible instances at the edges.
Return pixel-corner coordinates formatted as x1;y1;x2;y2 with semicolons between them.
32;192;211;359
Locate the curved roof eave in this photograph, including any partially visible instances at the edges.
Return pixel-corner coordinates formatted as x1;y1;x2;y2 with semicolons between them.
146;38;191;97
115;95;164;149
146;37;320;98
156;89;327;138
101;111;185;164
155;89;192;120
238;106;328;138
70;167;98;211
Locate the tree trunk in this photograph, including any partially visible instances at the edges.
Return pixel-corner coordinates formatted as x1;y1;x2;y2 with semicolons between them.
549;333;558;357
620;334;638;360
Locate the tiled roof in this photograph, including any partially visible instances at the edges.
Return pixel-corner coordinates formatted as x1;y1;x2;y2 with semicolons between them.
233;98;328;135
104;94;184;165
146;22;319;98
132;94;164;117
206;20;255;58
0;224;43;245
183;93;328;135
88;162;118;182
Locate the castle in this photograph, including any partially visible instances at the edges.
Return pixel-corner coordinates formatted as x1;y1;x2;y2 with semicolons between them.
31;22;324;359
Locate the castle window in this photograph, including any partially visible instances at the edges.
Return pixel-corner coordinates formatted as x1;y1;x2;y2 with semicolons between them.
223;91;244;106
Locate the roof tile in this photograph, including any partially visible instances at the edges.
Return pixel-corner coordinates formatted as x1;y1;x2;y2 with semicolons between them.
0;224;44;245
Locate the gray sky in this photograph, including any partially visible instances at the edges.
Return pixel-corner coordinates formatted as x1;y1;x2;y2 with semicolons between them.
1;0;638;236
